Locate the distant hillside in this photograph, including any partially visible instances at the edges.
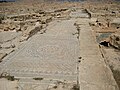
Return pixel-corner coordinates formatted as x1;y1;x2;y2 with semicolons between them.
0;0;119;2
0;0;16;2
0;0;15;1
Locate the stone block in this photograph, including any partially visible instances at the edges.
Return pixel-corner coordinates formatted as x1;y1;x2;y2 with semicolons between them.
109;32;120;49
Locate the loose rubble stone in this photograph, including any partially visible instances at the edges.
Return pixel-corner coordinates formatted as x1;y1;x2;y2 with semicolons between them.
20;22;42;41
110;18;120;29
109;32;120;49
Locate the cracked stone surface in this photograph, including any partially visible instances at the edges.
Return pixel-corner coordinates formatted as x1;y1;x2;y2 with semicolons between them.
0;19;80;90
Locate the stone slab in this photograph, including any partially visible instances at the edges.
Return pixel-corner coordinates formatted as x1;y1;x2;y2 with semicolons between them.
77;18;119;90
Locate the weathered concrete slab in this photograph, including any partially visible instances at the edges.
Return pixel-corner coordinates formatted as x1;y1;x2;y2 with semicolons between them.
77;18;119;90
70;10;89;18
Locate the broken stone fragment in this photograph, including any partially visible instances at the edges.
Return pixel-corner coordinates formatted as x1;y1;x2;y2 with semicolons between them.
4;27;9;31
1;42;15;49
35;10;45;14
110;18;120;29
3;23;16;31
109;32;120;49
42;24;47;29
35;22;40;27
0;48;15;55
16;25;21;32
54;8;68;13
21;22;42;41
9;25;16;30
0;53;7;62
41;16;52;24
20;36;29;42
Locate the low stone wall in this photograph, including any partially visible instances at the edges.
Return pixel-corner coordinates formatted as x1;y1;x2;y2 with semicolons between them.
86;9;116;18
